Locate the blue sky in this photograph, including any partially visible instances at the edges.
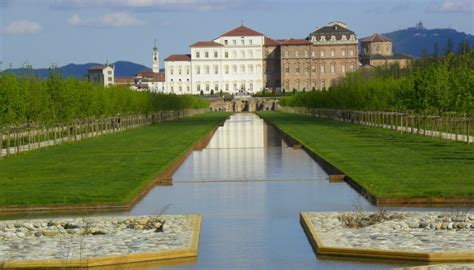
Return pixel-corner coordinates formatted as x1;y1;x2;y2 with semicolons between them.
1;0;473;69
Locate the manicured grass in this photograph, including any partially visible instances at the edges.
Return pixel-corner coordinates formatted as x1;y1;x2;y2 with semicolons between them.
258;112;474;199
0;112;231;206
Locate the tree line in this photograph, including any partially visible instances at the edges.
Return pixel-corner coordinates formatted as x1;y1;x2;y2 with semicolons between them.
280;48;474;115
0;72;208;127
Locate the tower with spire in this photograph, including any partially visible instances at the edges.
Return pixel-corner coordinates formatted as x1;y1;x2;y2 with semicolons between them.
152;39;160;73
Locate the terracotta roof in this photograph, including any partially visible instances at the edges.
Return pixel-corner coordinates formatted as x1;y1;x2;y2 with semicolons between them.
136;71;165;82
137;68;153;74
264;37;281;46
220;25;264;37
280;38;312;46
190;41;223;47
114;76;135;84
164;54;191;62
88;65;105;71
361;33;391;43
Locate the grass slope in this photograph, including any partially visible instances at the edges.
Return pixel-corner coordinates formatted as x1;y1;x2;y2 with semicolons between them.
0;112;230;206
258;112;474;199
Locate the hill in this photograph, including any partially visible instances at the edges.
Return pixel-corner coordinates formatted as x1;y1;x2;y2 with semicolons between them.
3;61;149;79
382;22;474;57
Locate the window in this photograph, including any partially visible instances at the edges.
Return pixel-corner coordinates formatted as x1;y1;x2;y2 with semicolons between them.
330;64;335;73
331;50;335;57
305;64;310;74
240;83;245;90
232;51;237;58
107;71;112;75
108;77;112;82
196;66;201;75
350;63;355;71
304;81;308;90
205;65;210;74
249;65;254;74
178;68;182;75
296;80;300;90
341;64;346;73
320;65;325;73
232;65;237;74
285;64;289;74
240;65;245;74
304;51;309;57
170;68;174;75
187;86;190;92
233;83;237;91
186;68;190;75
214;65;219;74
285;50;289;57
296;51;299;57
350;50;354;56
205;51;209;58
224;65;229;74
171;86;174;92
285;81;289;90
250;83;253;91
249;50;253;58
320;50;325;57
233;40;237;45
206;84;210;92
321;80;326;89
224;40;228;45
179;86;182;92
241;50;245;58
311;65;316;73
249;39;253;45
312;51;315;57
225;52;229;58
196;52;200;58
295;64;300;74
214;51;218;58
342;50;346;57
215;84;219;91
225;84;229;91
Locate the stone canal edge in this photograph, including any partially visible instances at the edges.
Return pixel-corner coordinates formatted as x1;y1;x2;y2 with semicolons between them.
0;214;202;269
300;212;474;263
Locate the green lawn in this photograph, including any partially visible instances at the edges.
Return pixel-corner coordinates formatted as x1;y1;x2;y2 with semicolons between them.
258;112;474;199
0;112;230;206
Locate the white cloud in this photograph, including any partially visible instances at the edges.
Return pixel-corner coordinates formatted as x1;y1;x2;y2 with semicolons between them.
54;0;254;11
429;0;474;13
67;12;144;27
2;20;43;34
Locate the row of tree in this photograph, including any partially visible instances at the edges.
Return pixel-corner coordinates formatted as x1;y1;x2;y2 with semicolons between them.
280;49;474;115
0;72;208;127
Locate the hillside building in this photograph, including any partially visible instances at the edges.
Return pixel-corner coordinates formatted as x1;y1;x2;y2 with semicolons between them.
87;64;115;87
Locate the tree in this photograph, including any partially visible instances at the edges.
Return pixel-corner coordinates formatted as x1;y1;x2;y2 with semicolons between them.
433;42;440;59
445;38;453;55
457;40;470;55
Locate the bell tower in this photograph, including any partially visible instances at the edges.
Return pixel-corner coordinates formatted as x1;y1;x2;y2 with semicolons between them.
152;39;160;73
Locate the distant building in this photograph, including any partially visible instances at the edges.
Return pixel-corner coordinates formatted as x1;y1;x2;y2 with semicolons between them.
87;64;114;87
360;33;411;68
164;54;192;94
114;76;135;87
134;68;166;92
281;21;359;91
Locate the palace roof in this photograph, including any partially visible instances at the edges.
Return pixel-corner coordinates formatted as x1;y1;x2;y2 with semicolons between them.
220;25;264;37
308;22;355;41
164;54;192;62
361;33;392;43
264;37;281;46
190;41;224;47
280;38;312;46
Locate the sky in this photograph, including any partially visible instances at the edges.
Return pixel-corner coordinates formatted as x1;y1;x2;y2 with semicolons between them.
0;0;473;69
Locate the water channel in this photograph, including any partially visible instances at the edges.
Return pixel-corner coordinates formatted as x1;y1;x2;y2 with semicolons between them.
3;113;444;269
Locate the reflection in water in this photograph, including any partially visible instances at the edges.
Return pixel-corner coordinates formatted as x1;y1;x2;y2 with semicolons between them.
174;114;327;181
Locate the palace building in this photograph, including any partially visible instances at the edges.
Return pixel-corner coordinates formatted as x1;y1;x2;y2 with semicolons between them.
359;33;411;68
164;22;359;94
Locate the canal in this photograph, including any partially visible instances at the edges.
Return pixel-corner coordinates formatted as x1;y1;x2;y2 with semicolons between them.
128;113;399;269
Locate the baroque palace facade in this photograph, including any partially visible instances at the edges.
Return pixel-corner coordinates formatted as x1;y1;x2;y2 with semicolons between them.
164;22;359;95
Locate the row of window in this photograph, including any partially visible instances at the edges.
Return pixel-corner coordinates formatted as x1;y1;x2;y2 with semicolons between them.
284;80;333;90
283;63;355;74
169;82;259;93
223;38;255;46
195;49;261;59
194;64;262;75
309;34;356;42
284;49;355;58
